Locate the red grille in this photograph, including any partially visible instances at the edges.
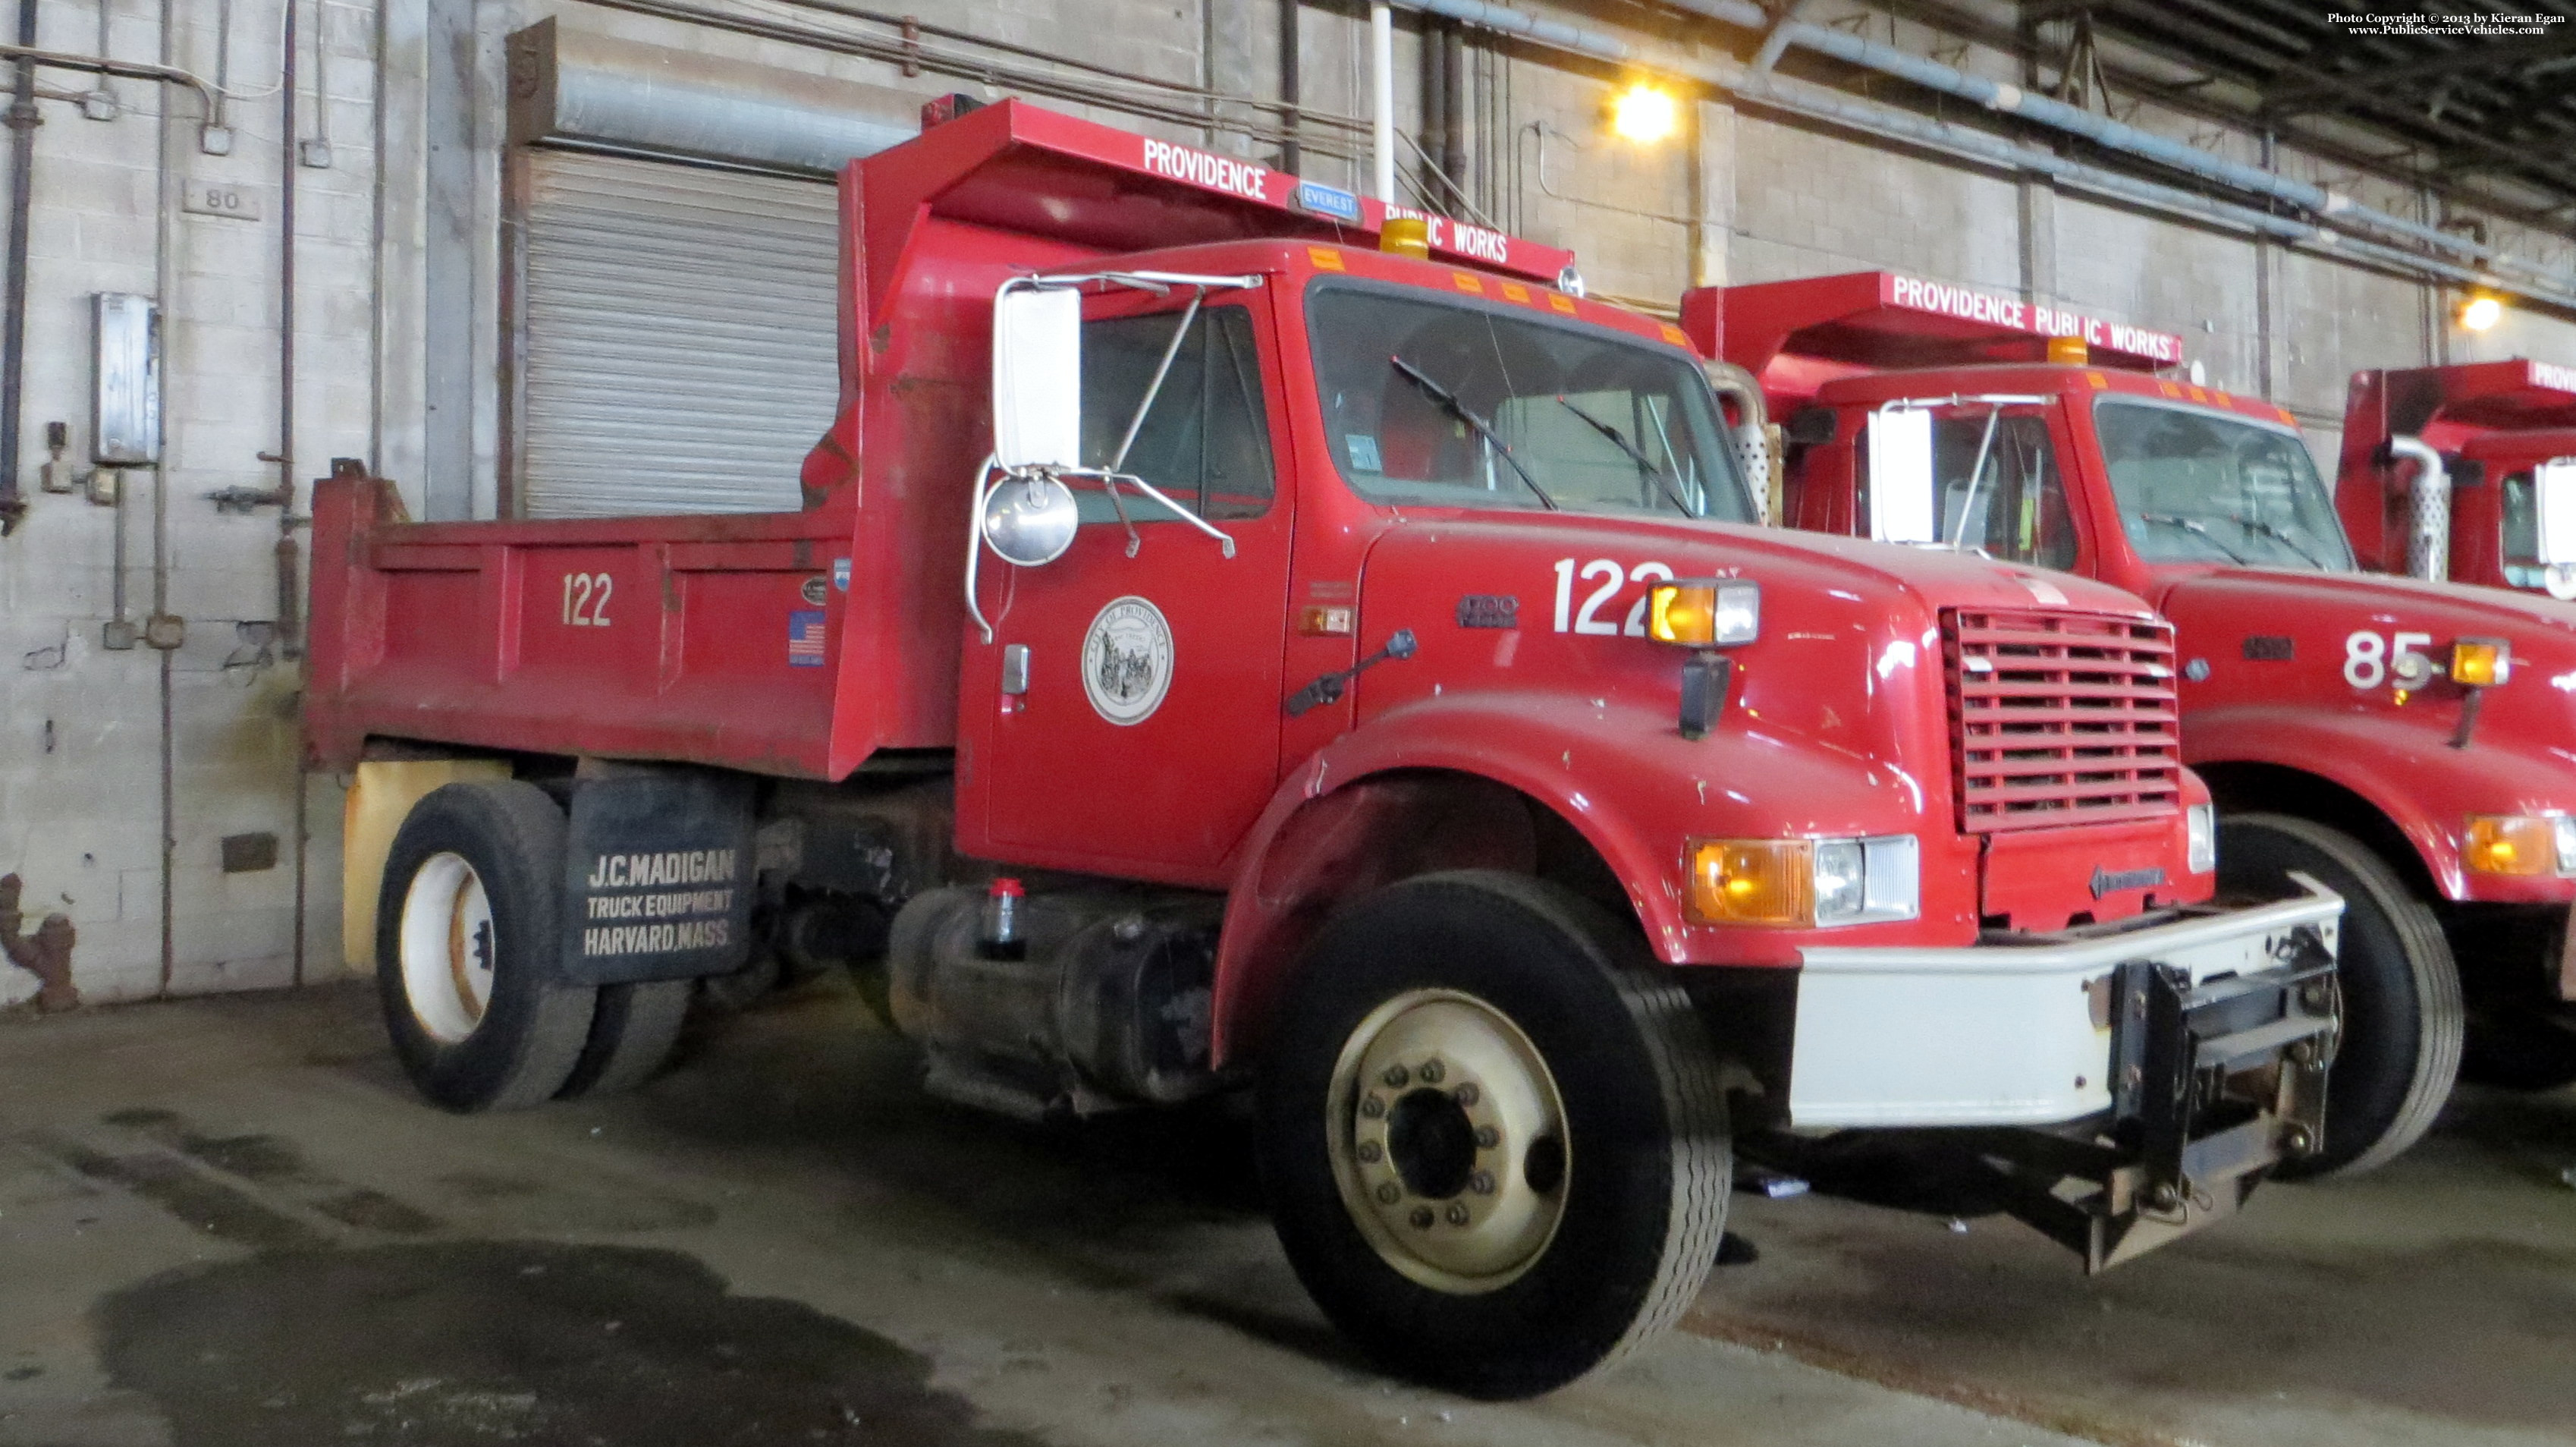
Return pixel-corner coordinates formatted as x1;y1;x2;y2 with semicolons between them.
1943;609;2182;834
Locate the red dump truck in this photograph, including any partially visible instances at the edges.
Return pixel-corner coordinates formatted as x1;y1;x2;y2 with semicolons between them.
307;102;2342;1398
1702;270;2576;1175
2336;359;2576;602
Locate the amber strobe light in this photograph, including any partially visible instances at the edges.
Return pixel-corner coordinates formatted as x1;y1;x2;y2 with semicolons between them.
1687;840;1812;925
1380;215;1432;260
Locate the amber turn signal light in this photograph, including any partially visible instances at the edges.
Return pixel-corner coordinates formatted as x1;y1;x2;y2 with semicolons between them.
2465;815;2556;876
1685;839;1813;925
1648;579;1759;646
2451;638;2509;687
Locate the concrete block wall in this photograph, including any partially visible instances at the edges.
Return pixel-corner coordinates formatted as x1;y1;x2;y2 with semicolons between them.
8;0;2576;1008
2;0;367;1007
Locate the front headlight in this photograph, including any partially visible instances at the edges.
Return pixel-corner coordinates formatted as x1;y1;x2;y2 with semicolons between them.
1687;835;1918;926
2187;804;2216;875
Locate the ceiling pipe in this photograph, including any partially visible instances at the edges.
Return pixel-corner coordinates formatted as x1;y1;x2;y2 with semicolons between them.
1657;0;2566;293
1374;0;2576;315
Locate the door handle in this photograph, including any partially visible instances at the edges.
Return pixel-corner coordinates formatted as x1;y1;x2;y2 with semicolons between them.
1285;629;1416;717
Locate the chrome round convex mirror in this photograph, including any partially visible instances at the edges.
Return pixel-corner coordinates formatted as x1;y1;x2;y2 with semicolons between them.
981;473;1080;567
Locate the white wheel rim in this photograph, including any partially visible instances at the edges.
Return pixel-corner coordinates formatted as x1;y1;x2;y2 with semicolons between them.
1327;988;1571;1294
400;851;496;1044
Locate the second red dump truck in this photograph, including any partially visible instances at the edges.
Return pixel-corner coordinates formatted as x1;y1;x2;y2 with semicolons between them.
307;102;2341;1397
1704;271;2576;1175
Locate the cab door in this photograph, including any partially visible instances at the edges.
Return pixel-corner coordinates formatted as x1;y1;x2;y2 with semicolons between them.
967;297;1295;886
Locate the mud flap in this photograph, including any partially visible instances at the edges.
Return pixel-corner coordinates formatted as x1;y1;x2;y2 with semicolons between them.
1964;923;2339;1272
560;771;756;986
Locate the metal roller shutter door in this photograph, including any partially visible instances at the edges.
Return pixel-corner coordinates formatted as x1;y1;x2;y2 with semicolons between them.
519;151;840;517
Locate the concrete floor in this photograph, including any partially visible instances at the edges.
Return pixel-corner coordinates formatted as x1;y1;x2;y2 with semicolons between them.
1;980;2570;1447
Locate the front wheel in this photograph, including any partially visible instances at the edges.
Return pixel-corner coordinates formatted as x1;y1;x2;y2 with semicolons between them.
2217;813;2461;1176
1257;872;1729;1399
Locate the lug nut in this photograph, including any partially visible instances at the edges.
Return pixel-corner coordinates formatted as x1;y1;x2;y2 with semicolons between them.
2282;1124;2314;1155
1472;1125;1500;1150
1453;1082;1480;1107
1469;1170;1495;1195
1377;1182;1402;1204
1418;1059;1445;1084
2300;983;2330;1010
1382;1065;1409;1088
2289;1041;2314;1065
2150;1183;2181;1210
1445;1201;1471;1226
1357;1140;1383;1163
1359;1094;1386;1119
1410;1206;1435;1230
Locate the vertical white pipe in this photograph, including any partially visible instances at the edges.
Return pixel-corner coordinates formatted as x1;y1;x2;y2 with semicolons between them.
1370;2;1393;203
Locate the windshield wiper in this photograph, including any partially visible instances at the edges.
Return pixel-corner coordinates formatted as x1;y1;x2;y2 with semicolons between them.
1556;396;1698;516
1389;355;1560;511
2135;511;2251;565
2224;513;2330;569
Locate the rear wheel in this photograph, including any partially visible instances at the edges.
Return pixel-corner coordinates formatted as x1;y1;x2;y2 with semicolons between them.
558;980;693;1099
377;781;597;1112
2218;813;2461;1176
1258;871;1729;1399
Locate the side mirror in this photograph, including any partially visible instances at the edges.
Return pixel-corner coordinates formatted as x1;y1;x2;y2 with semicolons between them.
992;285;1082;472
2536;458;2576;567
980;474;1079;567
1865;407;1938;545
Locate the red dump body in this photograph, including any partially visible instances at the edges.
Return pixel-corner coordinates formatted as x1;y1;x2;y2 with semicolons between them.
306;99;1573;784
2337;359;2576;592
1704;271;2576;906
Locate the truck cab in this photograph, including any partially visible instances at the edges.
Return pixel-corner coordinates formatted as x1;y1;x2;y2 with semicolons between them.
306;106;2340;1398
1704;270;2576;1173
2337;359;2576;599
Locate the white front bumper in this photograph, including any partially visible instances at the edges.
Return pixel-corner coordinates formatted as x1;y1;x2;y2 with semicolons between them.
1786;878;2343;1129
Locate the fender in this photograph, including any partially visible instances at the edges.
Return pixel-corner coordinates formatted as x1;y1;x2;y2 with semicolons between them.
1208;687;1971;1065
2187;703;2576;903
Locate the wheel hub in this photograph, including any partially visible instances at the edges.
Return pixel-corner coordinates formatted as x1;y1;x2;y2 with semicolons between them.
399;851;496;1044
1328;989;1570;1293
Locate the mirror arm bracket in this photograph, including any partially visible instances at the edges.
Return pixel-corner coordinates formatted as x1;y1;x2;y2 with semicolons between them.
966;456;1001;644
1062;468;1237;559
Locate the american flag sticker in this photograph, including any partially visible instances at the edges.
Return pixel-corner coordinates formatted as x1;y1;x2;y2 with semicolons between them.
787;609;828;667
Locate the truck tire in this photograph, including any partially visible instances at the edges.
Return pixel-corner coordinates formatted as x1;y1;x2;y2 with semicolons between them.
377;781;598;1112
558;980;693;1099
1257;871;1729;1399
2218;813;2461;1177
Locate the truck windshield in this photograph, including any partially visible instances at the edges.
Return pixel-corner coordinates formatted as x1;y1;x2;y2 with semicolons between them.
2095;398;2352;571
1308;283;1755;522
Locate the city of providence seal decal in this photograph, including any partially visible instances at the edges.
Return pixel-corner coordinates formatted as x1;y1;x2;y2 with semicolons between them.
1082;596;1175;725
